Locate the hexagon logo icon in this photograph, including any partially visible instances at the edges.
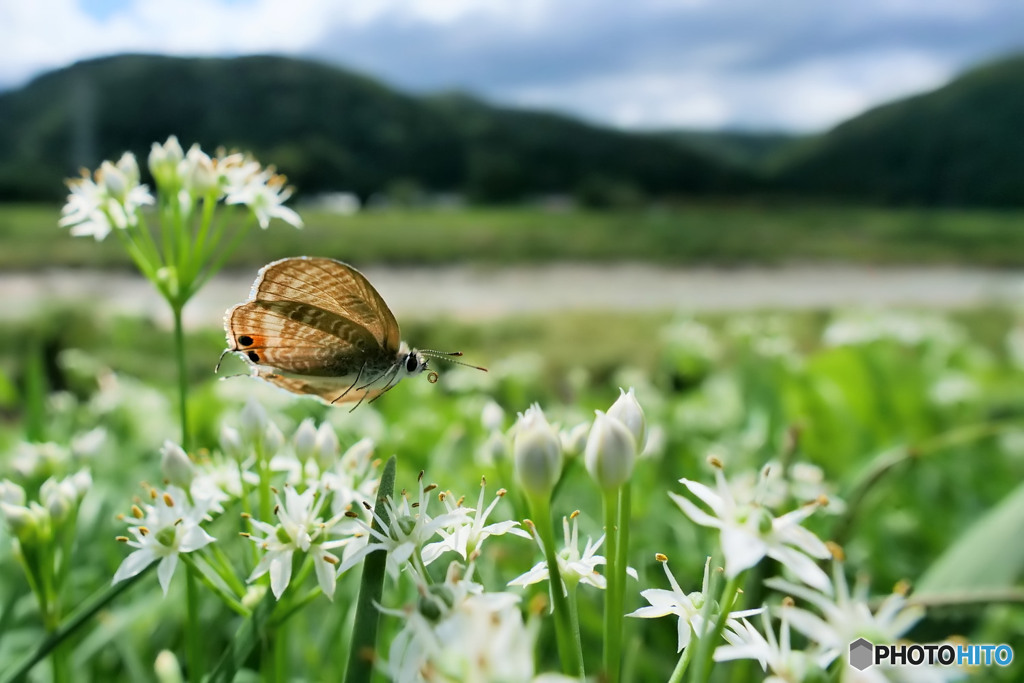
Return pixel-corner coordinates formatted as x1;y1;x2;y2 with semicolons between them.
849;638;874;671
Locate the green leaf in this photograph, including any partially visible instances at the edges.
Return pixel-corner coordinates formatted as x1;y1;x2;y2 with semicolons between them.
916;480;1024;597
344;455;397;683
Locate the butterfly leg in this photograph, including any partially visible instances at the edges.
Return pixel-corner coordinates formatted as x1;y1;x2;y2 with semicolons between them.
349;363;400;412
330;361;368;405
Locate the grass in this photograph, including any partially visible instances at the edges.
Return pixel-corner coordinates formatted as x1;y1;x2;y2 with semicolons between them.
3;201;1024;269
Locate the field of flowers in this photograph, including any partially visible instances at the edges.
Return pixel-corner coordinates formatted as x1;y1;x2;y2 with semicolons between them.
1;139;1022;682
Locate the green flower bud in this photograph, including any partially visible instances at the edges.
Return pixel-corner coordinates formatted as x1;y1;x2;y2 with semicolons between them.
513;404;563;498
160;441;195;489
607;387;647;452
584;410;636;490
293;419;318;464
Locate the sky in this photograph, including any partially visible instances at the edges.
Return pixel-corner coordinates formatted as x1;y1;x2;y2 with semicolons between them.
2;0;1023;133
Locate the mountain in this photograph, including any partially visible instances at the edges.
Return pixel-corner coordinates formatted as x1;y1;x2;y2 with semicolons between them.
771;55;1024;206
667;130;803;171
0;54;753;202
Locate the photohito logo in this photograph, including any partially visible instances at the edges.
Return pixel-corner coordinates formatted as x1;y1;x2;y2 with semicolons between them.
849;638;1014;671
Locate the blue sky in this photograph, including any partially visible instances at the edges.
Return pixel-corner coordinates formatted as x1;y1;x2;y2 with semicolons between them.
3;0;1023;132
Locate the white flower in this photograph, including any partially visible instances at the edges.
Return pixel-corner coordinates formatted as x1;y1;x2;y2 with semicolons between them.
422;479;529;564
60;154;153;240
113;486;215;595
181;144;219;196
715;611;829;681
226;171;302;229
337;474;459;578
765;563;928;671
671;465;831;592
245;485;345;600
383;569;536;683
628;555;761;653
509;513;634;592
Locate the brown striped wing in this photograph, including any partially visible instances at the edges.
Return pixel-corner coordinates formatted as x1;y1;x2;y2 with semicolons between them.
258;372;390;405
248;257;400;354
224;299;385;376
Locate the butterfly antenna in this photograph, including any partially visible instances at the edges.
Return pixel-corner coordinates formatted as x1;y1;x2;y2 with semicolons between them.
419;350;488;372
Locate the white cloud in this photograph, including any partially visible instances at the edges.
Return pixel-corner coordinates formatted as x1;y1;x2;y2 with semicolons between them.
1;0;1021;131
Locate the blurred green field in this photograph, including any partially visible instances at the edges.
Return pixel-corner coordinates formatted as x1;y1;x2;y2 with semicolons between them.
4;201;1024;268
2;303;1023;680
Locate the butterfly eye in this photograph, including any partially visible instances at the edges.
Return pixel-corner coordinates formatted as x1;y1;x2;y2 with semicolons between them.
405;354;420;373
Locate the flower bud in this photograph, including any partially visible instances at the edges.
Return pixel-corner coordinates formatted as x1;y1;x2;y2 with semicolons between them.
160;441;195;489
219;425;244;460
183;144;219;196
560;422;590;458
1;501;39;539
513;404;563;498
154;650;184;683
481;400;505;432
293;419;318;464
584;410;636;490
607;387;647;452
264;422;285;455
149;136;184;188
479;431;508;466
341;437;374;467
99;159;128;201
238;399;268;445
0;480;26;506
314;423;340;469
116;152;140;186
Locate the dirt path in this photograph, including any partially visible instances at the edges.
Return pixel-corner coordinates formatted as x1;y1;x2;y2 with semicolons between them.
2;264;1022;328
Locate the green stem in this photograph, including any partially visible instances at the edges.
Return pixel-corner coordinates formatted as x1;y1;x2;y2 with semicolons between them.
0;570;151;683
180;555;248;616
617;482;632;636
692;571;742;683
172;302;191;449
603;488;622;683
529;499;585;679
186;567;203;683
344;455;397;683
668;639;695;683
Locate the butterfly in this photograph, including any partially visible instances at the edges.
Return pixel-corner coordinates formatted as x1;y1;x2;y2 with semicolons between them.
219;256;485;408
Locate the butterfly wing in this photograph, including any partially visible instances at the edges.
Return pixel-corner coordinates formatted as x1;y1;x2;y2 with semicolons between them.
224;300;381;376
258;371;392;405
247;257;401;354
224;256;403;379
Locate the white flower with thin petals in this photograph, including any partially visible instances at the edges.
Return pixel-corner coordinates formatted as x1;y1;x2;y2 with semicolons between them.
422;479;529;564
226;171;302;229
245;484;345;600
509;513;635;592
628;555;761;653
766;563;935;676
715;611;830;681
337;475;459;578
60;153;153;241
113;486;215;595
382;564;537;683
671;465;831;592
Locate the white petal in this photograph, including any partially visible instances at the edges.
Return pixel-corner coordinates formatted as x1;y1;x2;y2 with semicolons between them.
768;546;832;593
627;604;675;619
269;551;293;598
112;548;157;584
677;616;692;652
157;554;179;595
314;551;337;601
720;526;767;577
677;478;727;517
508;562;549;587
668;492;723;529
178;525;216;553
